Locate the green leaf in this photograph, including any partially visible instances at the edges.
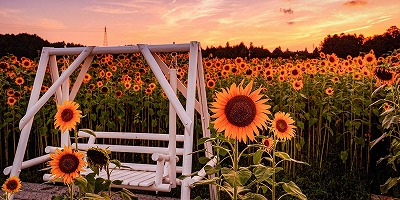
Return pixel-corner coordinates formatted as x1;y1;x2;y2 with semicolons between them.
380;177;400;194
204;165;221;175
198;156;211;165
238;168;252;185
80;129;96;137
380;108;395;117
197;137;209;145
253;149;263;165
74;176;88;193
110;159;122;168
282;181;307;200
275;152;291;160
84;193;106;199
253;165;274;182
112;180;123;185
340;151;348;163
371;84;386;98
221;167;252;187
243;193;268;200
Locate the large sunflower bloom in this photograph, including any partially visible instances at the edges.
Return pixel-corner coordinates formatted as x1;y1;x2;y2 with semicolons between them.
211;81;271;143
54;100;82;133
271;112;296;141
49;145;86;184
2;176;22;194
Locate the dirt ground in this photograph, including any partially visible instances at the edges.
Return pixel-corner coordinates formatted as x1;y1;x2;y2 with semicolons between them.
1;182;399;200
0;182;179;200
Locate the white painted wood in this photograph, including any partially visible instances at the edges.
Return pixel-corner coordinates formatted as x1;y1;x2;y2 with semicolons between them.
138;44;192;132
181;41;199;200
195;45;217;200
70;55;94;100
19;46;95;130
9;47;50;183
70;144;185;155
153;53;203;114
49;55;63;103
109;162;183;173
169;69;177;188
78;131;184;142
47;43;190;55
128;172;156;186
61;76;70;147
3;154;51;175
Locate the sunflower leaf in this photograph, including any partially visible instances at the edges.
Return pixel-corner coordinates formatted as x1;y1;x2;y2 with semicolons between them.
79;128;96;137
371;84;387;98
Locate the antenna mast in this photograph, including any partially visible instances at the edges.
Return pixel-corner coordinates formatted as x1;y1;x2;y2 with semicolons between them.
103;26;108;46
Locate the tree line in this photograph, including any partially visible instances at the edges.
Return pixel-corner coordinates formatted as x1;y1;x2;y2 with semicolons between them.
202;26;400;59
0;33;83;60
1;26;399;60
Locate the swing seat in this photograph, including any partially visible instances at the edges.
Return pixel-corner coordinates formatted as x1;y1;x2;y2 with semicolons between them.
43;131;185;192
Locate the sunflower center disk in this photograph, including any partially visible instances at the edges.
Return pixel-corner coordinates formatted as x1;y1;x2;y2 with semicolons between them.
59;154;80;173
87;149;108;165
61;109;74;122
263;140;270;146
6;180;18;190
276;119;288;132
225;95;256;127
376;68;393;81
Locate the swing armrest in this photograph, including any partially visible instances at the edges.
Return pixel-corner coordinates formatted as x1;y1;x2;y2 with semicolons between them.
151;153;179;187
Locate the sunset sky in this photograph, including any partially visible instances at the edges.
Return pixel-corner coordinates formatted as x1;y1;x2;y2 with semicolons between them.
0;0;399;51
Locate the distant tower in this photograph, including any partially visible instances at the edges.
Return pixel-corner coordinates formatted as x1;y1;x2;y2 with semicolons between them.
103;26;108;46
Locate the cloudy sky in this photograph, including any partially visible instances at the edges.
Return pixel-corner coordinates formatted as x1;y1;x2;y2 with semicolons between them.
0;0;399;51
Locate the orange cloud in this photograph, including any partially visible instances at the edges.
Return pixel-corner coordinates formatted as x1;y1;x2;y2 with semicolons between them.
344;0;368;6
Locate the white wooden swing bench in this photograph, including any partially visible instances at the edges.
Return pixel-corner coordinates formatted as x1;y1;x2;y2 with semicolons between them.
3;42;217;200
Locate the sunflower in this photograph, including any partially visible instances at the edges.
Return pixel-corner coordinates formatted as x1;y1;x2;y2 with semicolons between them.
49;145;86;184
124;82;132;90
7;89;14;97
149;83;156;89
364;53;376;65
325;87;334;96
382;102;391;111
7;97;16;107
271;112;296;141
106;71;113;79
145;88;153;95
331;76;339;83
207;79;216;89
2;176;22;194
0;61;9;70
292;80;303;90
97;81;104;88
54;100;82;133
115;90;123;98
86;146;110;173
210;81;271;143
83;73;91;84
99;70;105;77
361;67;371;78
373;66;396;86
101;86;108;94
133;84;140;92
262;137;274;152
327;54;338;65
89;84;96;91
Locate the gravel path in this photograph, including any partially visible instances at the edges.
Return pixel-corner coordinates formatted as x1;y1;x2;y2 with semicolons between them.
0;182;180;200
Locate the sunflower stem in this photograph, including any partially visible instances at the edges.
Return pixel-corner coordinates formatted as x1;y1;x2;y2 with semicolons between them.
233;139;239;200
272;139;276;200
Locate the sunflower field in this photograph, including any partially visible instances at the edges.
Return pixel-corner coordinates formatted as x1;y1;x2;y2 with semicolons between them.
0;49;400;199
